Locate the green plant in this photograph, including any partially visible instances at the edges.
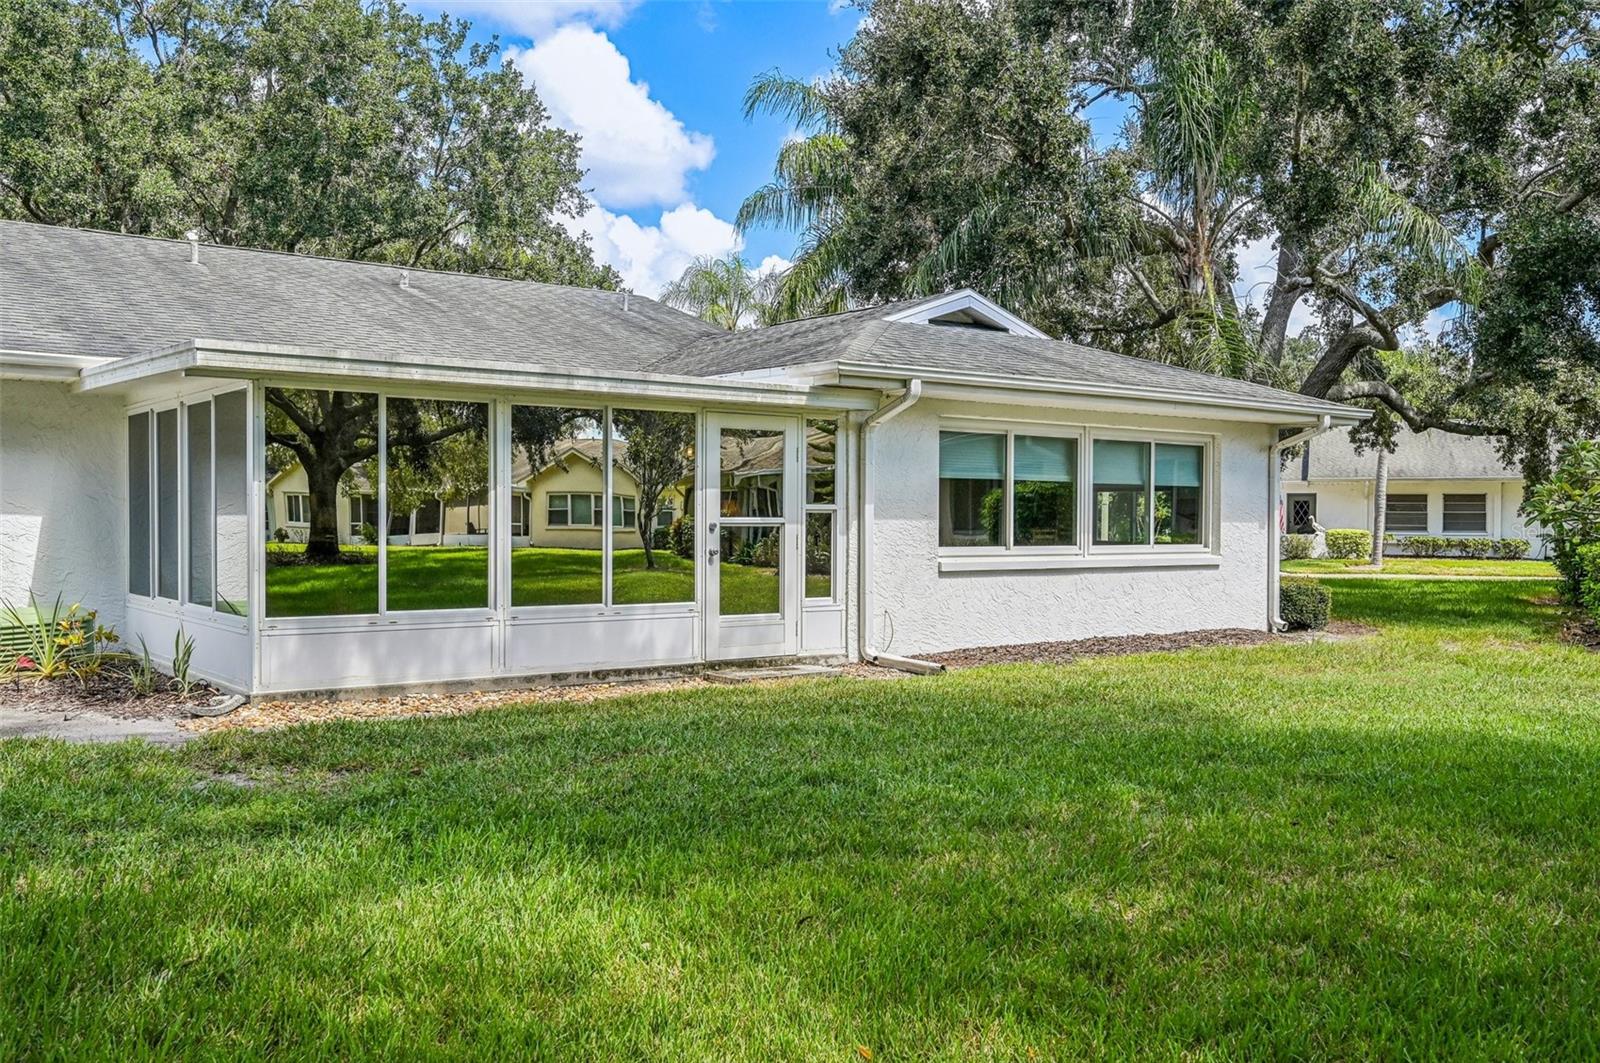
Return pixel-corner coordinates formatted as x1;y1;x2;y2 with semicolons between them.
359;522;380;547
1457;537;1495;560
1279;577;1331;630
1524;441;1600;599
1494;538;1531;560
668;515;695;560
1578;543;1600;625
1405;535;1448;558
170;628;198;697
125;637;160;697
1;593;119;685
1281;534;1315;560
1324;529;1373;560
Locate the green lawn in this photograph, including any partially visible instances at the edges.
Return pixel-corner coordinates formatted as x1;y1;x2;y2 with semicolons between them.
10;578;1600;1056
267;545;828;616
1283;556;1558;577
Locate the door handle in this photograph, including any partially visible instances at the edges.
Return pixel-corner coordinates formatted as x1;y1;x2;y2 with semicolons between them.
708;548;720;561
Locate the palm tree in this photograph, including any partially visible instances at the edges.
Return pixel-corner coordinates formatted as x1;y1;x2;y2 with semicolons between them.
736;71;853;319
657;254;784;330
1371;447;1389;568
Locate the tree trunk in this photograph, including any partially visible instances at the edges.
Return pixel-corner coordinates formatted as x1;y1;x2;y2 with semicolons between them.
1370;448;1389;569
638;498;657;570
304;458;346;563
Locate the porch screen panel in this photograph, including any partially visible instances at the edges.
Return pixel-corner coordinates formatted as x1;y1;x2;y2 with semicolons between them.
213;390;249;617
805;419;840;600
186;401;214;606
613;409;696;605
155;408;179;599
1154;443;1204;545
1093;440;1151;546
264;387;379;617
385;398;489;612
510;405;604;607
939;431;1003;547
128;413;152;597
1013;435;1077;547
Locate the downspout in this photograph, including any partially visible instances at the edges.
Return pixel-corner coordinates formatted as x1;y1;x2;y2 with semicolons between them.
1269;414;1334;630
857;379;943;673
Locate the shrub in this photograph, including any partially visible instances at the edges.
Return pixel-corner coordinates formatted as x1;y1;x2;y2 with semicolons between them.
1578;543;1600;624
667;516;694;560
1279;577;1331;630
1494;538;1530;560
1523;440;1600;598
1405;535;1448;558
651;525;671;551
1456;537;1495;559
359;522;379;546
1280;534;1315;561
1324;528;1372;560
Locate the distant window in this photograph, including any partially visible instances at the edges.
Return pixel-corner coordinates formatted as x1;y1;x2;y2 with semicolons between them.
511;493;530;537
655;504;676;529
348;494;376;537
1386;494;1428;533
1443;493;1487;534
1287;493;1317;534
285;493;310;525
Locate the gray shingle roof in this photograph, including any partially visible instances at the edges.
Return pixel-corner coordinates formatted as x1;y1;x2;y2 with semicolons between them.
1298;429;1517;481
0;220;719;371
4;221;1361;419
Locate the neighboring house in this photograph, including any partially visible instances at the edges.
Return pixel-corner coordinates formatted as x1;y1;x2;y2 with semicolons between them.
1;221;1366;696
1279;429;1548;557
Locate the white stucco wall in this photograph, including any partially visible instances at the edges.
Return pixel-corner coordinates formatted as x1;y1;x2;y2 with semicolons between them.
1281;477;1548;557
868;399;1273;656
0;379;128;625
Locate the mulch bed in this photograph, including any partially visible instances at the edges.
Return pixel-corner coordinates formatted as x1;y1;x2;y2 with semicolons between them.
0;670;222;720
1563;615;1600;651
926;628;1274;668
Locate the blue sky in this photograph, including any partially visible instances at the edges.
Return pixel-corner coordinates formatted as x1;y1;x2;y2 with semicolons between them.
407;0;863;295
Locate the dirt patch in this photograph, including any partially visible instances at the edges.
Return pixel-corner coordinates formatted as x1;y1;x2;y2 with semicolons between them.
0;671;222;720
925;628;1273;668
1562;614;1600;651
184;675;707;734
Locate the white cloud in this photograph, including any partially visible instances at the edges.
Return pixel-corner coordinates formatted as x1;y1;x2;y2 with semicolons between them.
421;0;641;35
509;26;715;209
753;254;792;279
563;200;743;296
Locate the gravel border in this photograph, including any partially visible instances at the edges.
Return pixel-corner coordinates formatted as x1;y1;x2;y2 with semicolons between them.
925;628;1274;668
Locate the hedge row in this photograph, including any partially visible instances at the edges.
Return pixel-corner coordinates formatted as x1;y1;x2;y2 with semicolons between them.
1398;536;1529;560
1577;543;1600;625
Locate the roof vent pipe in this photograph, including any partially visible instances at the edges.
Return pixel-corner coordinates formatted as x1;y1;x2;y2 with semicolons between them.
399;269;409;289
185;230;200;265
623;291;631;312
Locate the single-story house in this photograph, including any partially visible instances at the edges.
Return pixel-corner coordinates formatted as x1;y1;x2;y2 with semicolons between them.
1280;429;1548;557
0;221;1365;695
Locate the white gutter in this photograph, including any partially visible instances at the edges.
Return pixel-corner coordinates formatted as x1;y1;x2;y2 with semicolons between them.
856;380;944;674
1268;414;1334;630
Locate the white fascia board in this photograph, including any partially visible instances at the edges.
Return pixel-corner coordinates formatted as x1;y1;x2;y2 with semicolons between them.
833;362;1368;425
0;348;117;381
74;339;880;411
883;289;1049;338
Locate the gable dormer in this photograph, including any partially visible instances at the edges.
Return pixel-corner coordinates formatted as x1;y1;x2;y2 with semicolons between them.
882;289;1048;338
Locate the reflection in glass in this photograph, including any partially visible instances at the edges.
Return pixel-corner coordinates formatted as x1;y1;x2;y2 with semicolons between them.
721;427;783;518
720;525;781;615
156;408;179;599
938;431;1003;547
614;409;696;604
1013;435;1076;547
214;390;249;616
805;512;832;600
806;419;837;504
385;397;490;611
128;413;151;596
1093;439;1150;546
1155;443;1204;545
511;406;604;607
186;402;214;606
264;387;380;616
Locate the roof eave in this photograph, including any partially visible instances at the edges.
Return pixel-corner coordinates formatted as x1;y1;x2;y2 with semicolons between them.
73;339;881;412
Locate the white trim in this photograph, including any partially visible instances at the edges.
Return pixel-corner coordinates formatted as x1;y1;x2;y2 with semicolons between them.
882;290;1050;338
0;349;116;381
939;553;1223;573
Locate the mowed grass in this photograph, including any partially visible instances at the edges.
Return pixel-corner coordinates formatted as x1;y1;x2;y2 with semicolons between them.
1283;556;1558;578
7;579;1600;1056
266;545;826;615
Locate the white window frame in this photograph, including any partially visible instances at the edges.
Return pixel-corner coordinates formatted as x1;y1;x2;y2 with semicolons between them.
804;418;842;602
284;492;311;526
937;418;1217;570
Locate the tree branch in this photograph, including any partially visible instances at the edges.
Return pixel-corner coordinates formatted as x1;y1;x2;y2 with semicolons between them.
1324;380;1498;436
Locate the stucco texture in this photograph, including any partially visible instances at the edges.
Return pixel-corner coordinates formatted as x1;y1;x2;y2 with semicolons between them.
0;379;128;625
869;400;1271;656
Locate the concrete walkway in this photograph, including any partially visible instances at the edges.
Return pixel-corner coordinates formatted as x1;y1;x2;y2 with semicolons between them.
1286;571;1556;581
0;706;193;747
